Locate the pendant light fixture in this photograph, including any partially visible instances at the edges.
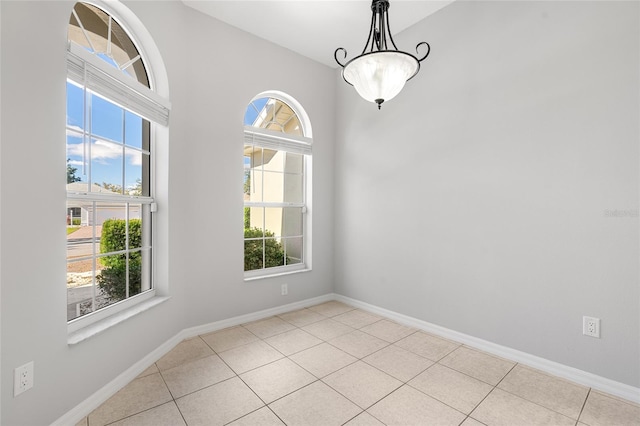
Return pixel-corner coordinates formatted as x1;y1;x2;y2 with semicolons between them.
334;0;430;109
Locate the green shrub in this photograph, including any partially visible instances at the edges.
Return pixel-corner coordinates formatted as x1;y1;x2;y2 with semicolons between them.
97;218;142;301
244;227;287;271
244;207;251;229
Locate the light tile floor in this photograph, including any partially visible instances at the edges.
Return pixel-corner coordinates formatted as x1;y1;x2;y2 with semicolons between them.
78;301;640;426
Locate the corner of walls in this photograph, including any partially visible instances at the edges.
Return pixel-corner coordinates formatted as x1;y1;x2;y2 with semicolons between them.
333;0;639;389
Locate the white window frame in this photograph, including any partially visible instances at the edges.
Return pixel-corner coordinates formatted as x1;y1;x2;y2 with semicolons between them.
66;6;170;333
243;94;313;280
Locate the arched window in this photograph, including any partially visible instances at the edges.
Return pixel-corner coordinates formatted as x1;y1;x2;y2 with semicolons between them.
243;94;312;278
66;2;169;329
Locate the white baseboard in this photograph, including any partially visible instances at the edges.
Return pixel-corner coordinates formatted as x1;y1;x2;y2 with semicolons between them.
51;293;334;426
51;331;187;426
334;294;640;405
54;292;639;425
182;293;334;339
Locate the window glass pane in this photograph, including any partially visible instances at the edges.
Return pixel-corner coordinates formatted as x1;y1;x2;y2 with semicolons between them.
128;204;142;250
244;97;269;126
67;199;98;322
263;171;284;203
244;155;251;200
262;149;283;172
264;237;285;268
125;148;142;195
141;204;152;247
264;207;283;238
284;237;303;265
246;97;303;136
97;253;126;306
282;207;303;237
129;252;142;297
125;111;143;149
275;101;302;136
138;153;150;197
244;238;264;271
67;209;97;263
91;139;123;194
248;169;263;203
285;153;303;174
97;204;137;305
68;3;149;87
98;206;131;253
67;81;84;128
66;131;88;190
91;94;123;143
284;173;303;204
140;248;152;292
245;145;263;168
246;207;264;235
67;267;98;321
284;238;302;265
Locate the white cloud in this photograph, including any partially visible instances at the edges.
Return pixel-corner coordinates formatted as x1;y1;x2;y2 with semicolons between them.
127;150;142;166
66;138;141;166
66;139;119;165
66;125;84;137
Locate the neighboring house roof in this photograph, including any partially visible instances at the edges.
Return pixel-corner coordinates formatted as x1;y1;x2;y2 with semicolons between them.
67;182;120;194
67;183;123;210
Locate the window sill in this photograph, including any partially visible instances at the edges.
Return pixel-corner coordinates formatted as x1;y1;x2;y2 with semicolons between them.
244;267;311;282
68;296;170;345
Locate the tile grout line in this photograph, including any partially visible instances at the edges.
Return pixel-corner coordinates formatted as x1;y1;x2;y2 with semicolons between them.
89;302;636;426
201;319;307;425
575;388;592;426
156;365;190;426
216;307;357;424
492;363;588;423
318;324;470;423
462;360;519;424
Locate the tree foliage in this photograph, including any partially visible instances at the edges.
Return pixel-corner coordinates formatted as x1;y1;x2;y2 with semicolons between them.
67;159;81;184
99;182;123;194
97;179;142;196
244;171;251;196
244;207;251;229
244;227;287;271
97;219;142;301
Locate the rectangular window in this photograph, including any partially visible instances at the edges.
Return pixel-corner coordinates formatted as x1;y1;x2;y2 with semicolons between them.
66;80;153;324
243;129;310;277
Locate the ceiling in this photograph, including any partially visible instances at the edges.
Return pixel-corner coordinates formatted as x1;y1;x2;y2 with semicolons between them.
181;1;453;68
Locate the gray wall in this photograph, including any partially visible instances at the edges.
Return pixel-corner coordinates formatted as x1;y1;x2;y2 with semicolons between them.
1;0;638;424
0;1;335;424
335;1;639;388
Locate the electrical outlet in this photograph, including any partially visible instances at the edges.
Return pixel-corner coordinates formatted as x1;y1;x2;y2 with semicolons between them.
583;316;600;338
14;361;34;397
281;284;288;296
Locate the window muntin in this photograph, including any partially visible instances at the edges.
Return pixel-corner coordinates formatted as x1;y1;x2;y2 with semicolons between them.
68;2;149;87
66;3;155;326
243;97;311;276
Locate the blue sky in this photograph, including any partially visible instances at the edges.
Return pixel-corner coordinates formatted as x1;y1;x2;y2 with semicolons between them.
68;89;268;191
244;97;268;126
66;81;144;192
243;97;269;174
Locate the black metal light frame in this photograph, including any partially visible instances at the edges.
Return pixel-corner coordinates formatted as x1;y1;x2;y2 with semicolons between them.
334;0;431;109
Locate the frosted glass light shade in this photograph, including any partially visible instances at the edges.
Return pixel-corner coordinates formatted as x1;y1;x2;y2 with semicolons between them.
343;51;419;106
